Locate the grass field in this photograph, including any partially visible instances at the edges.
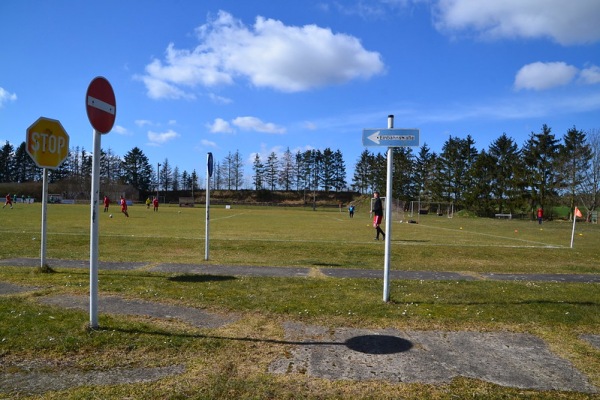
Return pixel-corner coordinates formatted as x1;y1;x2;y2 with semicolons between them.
0;202;599;273
0;202;599;399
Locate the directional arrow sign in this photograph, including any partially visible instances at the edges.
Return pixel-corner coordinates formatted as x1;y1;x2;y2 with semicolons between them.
362;128;420;147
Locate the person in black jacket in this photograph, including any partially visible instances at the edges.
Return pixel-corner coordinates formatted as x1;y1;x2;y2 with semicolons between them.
371;191;385;240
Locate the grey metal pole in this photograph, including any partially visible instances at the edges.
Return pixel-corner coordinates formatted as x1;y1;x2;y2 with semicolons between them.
40;168;48;269
383;115;394;302
89;129;101;329
205;154;211;261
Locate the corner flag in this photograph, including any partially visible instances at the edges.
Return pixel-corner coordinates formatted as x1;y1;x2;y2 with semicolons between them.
570;206;583;248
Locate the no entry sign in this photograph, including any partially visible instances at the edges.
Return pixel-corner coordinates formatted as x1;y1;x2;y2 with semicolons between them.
86;77;116;134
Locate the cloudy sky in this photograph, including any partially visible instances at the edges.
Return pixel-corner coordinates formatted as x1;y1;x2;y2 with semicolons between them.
1;0;599;186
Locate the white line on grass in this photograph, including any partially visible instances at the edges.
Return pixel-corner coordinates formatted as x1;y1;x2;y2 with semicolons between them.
411;222;566;248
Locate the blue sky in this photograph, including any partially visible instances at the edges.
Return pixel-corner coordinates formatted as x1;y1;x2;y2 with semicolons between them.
1;0;599;187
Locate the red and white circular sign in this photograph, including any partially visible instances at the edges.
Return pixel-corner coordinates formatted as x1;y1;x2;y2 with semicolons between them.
86;77;116;134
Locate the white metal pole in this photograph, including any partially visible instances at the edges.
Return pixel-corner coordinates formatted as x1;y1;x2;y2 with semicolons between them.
570;213;577;248
383;115;394;302
40;168;48;269
205;155;211;261
89;129;101;329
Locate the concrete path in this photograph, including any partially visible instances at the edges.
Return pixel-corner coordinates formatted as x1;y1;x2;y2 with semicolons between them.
1;257;599;283
1;257;599;395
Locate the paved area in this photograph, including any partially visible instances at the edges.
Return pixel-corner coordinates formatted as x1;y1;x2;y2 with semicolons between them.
1;257;600;282
270;322;598;393
1;258;599;395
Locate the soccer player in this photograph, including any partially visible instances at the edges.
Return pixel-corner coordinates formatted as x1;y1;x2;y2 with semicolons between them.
120;196;129;217
371;191;385;240
3;193;13;209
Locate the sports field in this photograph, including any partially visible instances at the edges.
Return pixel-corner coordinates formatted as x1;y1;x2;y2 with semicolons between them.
0;202;598;274
1;202;599;398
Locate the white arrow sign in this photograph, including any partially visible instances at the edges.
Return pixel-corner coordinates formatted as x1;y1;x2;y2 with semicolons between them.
368;131;381;144
362;128;420;147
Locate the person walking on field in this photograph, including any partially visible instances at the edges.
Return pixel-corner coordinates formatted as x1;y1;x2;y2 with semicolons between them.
103;196;110;212
3;194;13;209
537;207;543;225
153;197;159;212
371;191;385;240
146;197;151;209
120;196;129;218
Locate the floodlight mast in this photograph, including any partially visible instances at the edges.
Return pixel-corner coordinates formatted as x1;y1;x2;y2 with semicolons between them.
383;115;393;302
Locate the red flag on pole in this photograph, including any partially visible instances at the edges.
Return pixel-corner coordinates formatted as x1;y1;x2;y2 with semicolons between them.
575;207;583;218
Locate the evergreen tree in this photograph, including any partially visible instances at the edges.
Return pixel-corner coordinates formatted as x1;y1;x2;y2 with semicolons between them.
581;129;600;214
392;147;415;201
122;147;154;195
232;150;244;190
436;135;478;208
13;142;38;182
488;133;524;214
352;150;373;194
560;126;592;216
0;142;14;183
466;149;495;216
190;170;199;191
414;144;436;203
172;166;180;191
265;152;279;190
332;149;347;191
278;147;295;191
160;158;172;192
521;124;562;214
252;153;264;190
321;148;335;192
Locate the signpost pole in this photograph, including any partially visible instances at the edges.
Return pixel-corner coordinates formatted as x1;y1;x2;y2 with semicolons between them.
205;153;213;261
89;129;101;329
383;115;394;302
40;168;48;269
86;76;116;330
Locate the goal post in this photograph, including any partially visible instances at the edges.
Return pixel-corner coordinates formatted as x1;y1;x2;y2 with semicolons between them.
178;197;195;207
370;197;406;221
409;201;455;218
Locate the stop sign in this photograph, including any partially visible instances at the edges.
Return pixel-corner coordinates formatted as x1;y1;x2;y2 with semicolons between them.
26;117;70;169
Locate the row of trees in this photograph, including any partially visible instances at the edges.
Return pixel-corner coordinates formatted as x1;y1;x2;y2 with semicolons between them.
353;125;599;217
207;148;347;192
1;124;598;216
0;143;201;199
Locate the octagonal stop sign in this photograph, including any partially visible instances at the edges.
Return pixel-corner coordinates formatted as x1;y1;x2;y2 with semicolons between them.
26;117;70;169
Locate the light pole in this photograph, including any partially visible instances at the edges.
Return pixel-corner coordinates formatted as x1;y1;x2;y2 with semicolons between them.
157;163;161;200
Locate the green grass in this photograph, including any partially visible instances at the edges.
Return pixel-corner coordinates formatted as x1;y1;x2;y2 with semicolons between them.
1;202;598;273
0;203;599;398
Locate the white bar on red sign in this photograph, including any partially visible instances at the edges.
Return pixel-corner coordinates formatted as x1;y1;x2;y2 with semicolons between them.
87;96;115;114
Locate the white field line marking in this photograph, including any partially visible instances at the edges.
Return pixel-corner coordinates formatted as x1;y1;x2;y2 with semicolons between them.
411;222;566;248
0;221;564;249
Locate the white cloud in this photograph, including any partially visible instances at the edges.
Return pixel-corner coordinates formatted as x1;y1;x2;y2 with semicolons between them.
304;121;318;130
0;87;17;107
135;119;153;127
432;0;600;45
232;116;286;134
112;125;130;135
140;10;384;98
147;129;180;145
579;65;600;85
514;62;578;91
207;118;235;133
208;93;233;104
201;139;218;148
